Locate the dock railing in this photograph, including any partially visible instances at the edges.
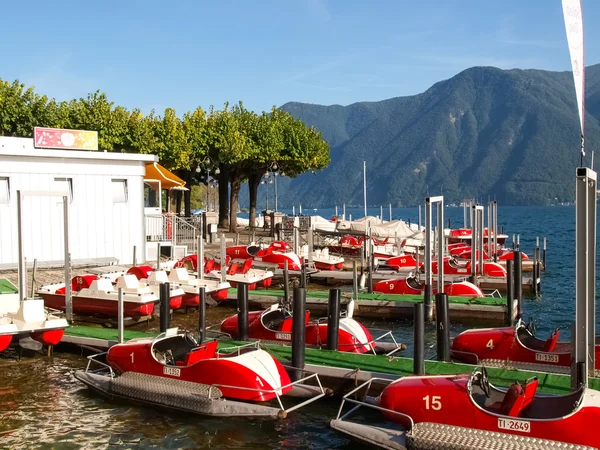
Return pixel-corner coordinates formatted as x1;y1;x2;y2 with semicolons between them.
145;213;200;256
333;377;414;427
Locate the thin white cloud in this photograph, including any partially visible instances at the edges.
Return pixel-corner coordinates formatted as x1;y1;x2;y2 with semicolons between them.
279;54;355;84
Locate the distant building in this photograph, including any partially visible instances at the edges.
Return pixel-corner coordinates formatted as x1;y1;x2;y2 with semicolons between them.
0;136;157;267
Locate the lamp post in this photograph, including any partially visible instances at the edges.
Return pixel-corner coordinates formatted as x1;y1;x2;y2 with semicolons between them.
261;175;273;211
196;155;220;211
265;162;283;212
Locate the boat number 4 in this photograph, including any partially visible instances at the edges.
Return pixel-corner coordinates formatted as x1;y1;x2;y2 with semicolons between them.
423;395;442;410
486;339;494;350
498;418;530;433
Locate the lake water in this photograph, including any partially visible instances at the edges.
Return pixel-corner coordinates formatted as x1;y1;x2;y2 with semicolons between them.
0;205;592;449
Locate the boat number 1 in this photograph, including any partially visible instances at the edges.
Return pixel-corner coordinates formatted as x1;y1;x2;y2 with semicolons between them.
423;395;442;410
486;339;494;350
130;352;134;363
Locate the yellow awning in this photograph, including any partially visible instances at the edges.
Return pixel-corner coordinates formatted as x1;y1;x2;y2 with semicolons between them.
144;162;188;190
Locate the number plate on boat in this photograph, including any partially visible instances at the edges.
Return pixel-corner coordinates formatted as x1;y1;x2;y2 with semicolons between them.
498;418;530;433
275;332;292;340
163;366;181;377
535;353;559;363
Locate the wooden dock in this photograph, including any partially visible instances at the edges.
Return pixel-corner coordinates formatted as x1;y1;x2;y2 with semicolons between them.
59;326;599;397
285;269;539;295
226;288;514;325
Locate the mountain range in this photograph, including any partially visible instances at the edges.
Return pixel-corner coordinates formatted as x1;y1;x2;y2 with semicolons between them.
247;64;600;208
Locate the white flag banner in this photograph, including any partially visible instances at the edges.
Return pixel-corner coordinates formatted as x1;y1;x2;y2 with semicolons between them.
562;0;585;154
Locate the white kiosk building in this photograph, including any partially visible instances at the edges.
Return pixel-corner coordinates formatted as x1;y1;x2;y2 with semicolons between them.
0;135;160;267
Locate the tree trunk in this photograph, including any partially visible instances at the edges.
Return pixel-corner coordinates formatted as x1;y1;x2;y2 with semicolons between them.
175;190;182;214
229;173;242;232
218;168;230;228
248;173;261;229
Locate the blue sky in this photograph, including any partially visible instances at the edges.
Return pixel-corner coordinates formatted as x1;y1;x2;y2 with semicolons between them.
1;0;598;115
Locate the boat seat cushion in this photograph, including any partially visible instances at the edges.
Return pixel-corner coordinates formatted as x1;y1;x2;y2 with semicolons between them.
169;268;189;283
148;271;169;284
91;278;114;292
519;377;538;416
241;259;253;274
183;345;213;366
500;383;525;417
542;329;560;352
227;263;239;275
116;275;150;294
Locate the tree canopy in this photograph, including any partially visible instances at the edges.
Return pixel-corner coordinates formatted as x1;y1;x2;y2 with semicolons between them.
0;78;330;227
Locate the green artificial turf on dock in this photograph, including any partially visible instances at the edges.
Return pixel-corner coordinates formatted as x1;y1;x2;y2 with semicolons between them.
64;326;595;395
0;278;18;294
228;288;506;306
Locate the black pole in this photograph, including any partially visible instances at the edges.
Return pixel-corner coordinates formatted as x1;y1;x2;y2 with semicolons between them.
513;251;523;320
237;283;249;341
159;282;170;332
423;284;432;322
413;303;425;375
301;261;307;288
198;287;206;343
506;259;514;325
283;260;290;304
435;293;450;362
327;289;341;351
448;218;451;229
292;287;306;381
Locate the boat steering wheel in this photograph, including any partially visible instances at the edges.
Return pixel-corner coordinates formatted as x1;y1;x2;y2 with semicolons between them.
184;331;198;347
478;367;491;398
525;317;536;337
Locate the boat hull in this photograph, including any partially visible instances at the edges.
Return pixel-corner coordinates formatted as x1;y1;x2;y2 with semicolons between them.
40;293;154;318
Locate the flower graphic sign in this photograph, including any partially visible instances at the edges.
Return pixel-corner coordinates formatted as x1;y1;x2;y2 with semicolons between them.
34;127;98;150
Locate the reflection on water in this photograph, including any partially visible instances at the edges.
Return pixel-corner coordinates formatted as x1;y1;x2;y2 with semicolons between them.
0;351;359;449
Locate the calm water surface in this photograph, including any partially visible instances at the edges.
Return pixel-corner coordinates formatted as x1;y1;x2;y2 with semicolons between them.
0;205;590;449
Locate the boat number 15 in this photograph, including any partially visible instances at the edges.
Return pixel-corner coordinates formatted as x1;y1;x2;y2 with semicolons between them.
423;395;442;410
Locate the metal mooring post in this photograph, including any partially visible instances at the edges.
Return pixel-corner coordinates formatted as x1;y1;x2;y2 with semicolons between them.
237;283;249;341
198;287;206;342
413;303;425;375
435;293;450;362
513;251;523;320
159;282;170;332
506;259;514;326
292;287;307;381
572;167;597;389
327;289;341;351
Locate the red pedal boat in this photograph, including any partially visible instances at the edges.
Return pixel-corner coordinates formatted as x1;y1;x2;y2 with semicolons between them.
1;279;68;352
333;367;600;448
451;319;600;369
38;275;157;318
226;241;302;271
383;254;422;270
429;256;506;278
105;328;292;402
220;303;378;354
374;275;484;297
